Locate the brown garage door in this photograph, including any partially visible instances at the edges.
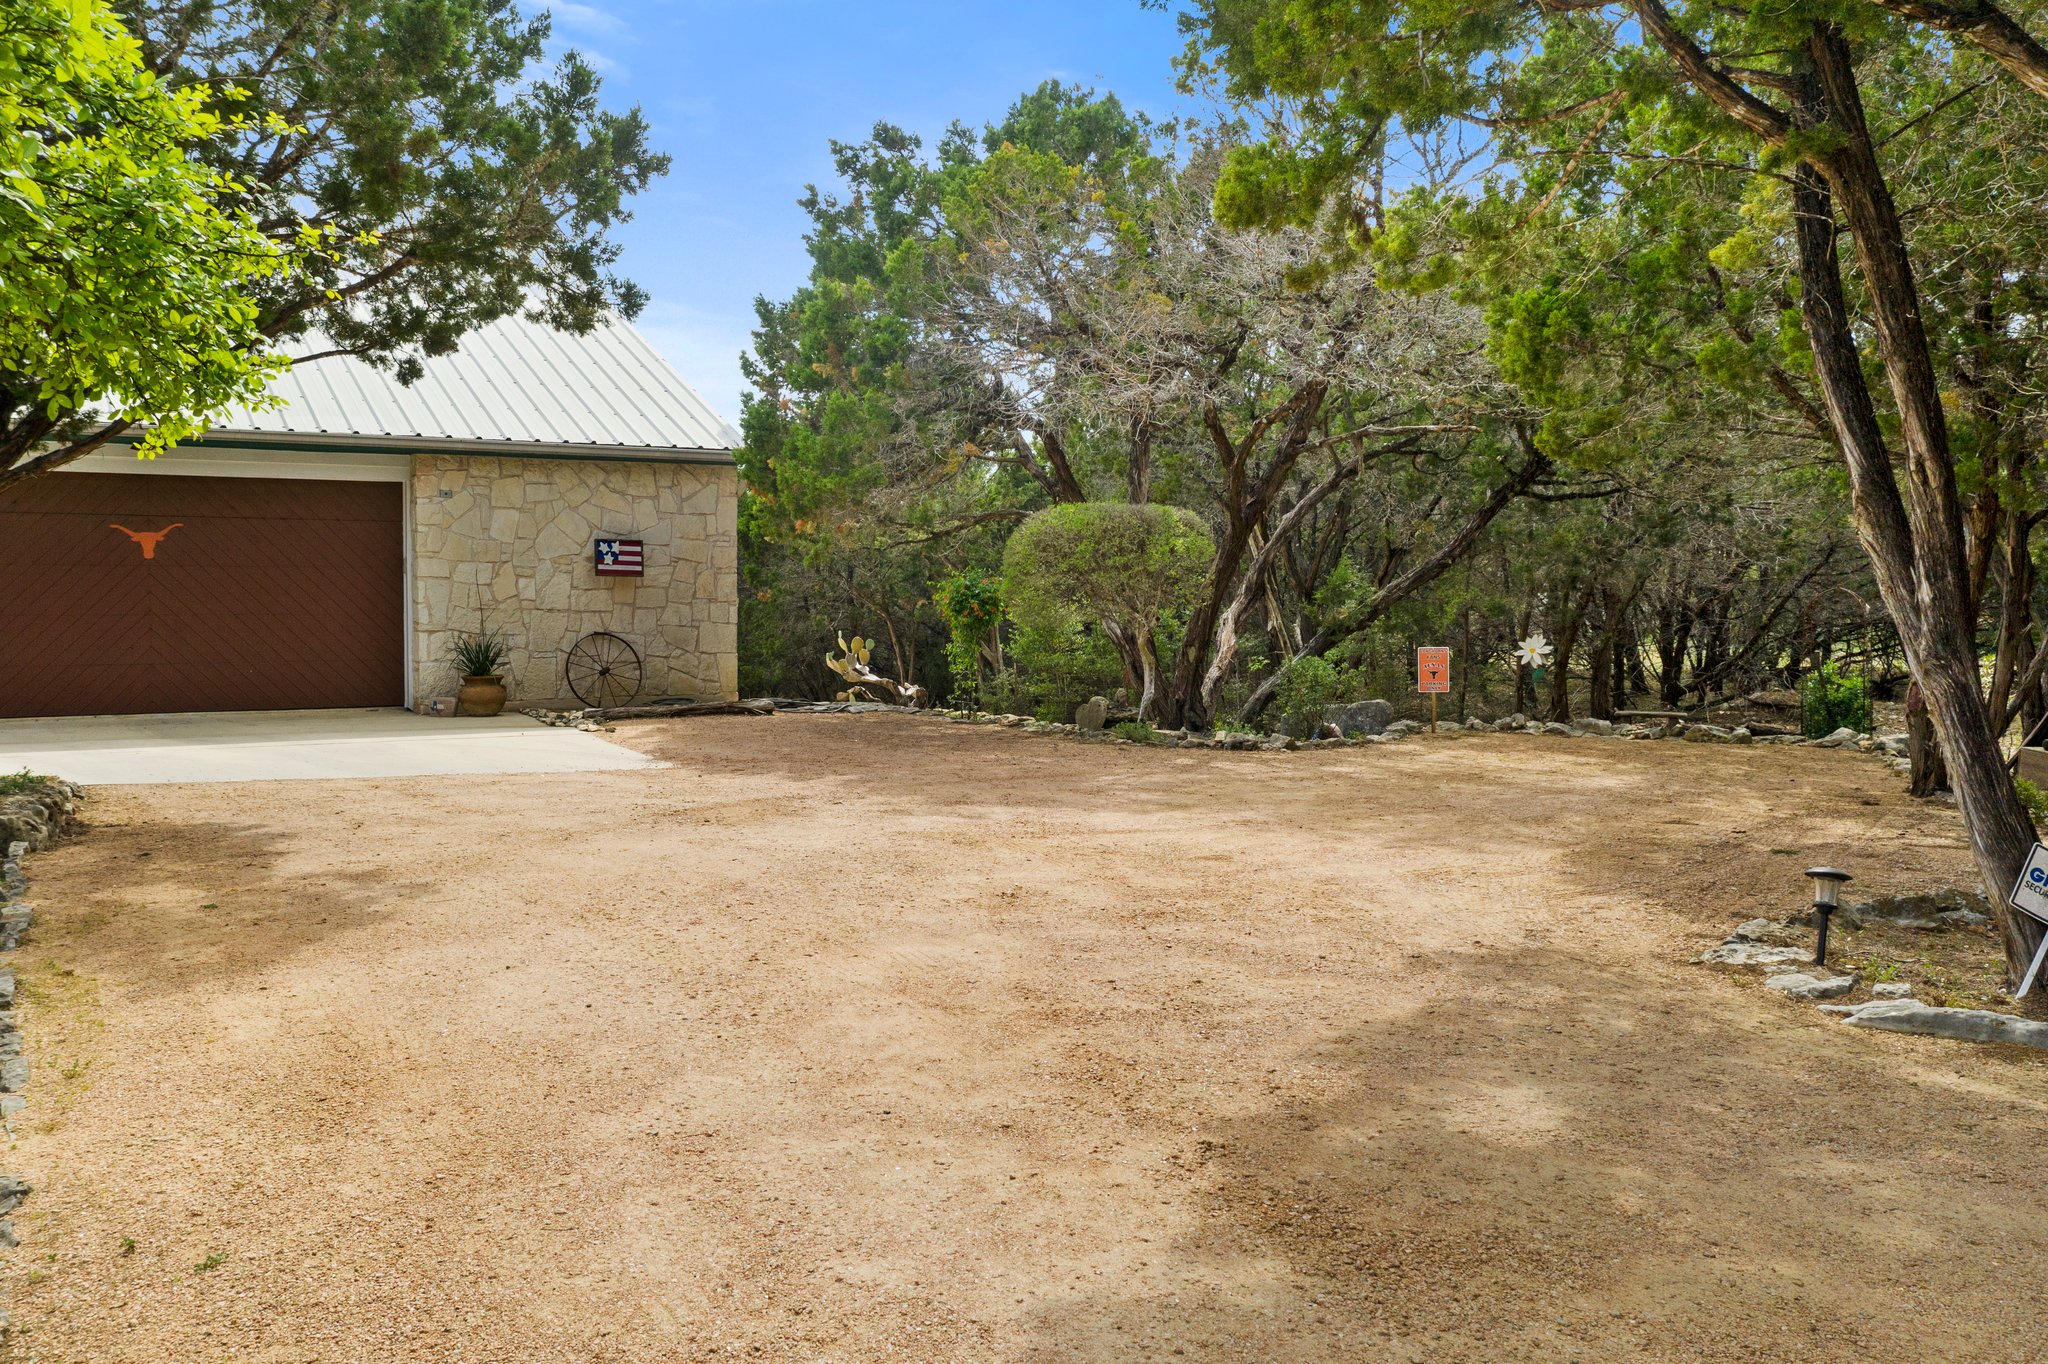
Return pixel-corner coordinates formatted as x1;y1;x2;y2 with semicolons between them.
0;472;404;717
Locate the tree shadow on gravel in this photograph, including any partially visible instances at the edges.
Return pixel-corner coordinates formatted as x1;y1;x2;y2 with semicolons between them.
20;813;417;1003
1017;948;2048;1363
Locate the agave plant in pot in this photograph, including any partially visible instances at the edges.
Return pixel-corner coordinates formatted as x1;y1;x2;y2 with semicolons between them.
450;627;513;717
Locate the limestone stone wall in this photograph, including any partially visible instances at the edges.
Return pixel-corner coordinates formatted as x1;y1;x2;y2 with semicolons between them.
410;453;739;706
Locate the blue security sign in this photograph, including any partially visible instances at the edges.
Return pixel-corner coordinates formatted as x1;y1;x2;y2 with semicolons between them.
2009;843;2048;1000
2012;843;2048;924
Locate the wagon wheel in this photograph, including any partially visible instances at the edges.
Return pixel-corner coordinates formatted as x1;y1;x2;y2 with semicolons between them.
565;631;643;710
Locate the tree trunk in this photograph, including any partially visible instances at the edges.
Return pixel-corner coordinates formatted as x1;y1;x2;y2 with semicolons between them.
1655;602;1693;707
1545;596;1584;723
1231;443;1551;724
1984;515;2035;732
1907;681;1949;798
1788;30;2042;986
1135;630;1161;724
1457;605;1473;721
1589;587;1625;721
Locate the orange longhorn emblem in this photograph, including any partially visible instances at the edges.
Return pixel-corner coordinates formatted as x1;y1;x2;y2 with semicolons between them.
109;523;184;559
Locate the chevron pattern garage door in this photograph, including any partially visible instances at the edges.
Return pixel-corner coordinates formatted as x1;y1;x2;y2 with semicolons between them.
0;472;404;717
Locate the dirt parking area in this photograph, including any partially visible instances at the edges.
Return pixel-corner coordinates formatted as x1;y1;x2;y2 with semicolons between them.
3;716;2045;1362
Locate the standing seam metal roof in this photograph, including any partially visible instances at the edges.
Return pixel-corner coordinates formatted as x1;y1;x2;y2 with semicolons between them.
210;312;740;456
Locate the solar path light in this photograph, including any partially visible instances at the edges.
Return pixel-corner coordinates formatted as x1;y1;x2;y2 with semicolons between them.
1805;867;1853;967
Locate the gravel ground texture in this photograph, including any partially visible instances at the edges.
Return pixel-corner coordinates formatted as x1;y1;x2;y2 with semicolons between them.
3;714;2045;1363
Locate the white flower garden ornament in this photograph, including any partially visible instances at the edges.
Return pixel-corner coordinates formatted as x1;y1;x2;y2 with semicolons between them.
1514;634;1555;669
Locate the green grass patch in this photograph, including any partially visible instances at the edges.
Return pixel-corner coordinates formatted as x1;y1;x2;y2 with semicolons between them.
0;769;54;798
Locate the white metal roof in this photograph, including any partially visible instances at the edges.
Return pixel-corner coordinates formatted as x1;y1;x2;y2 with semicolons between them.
208;312;739;460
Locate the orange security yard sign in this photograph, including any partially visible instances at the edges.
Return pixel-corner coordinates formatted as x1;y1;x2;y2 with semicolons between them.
1417;647;1451;694
1417;646;1451;733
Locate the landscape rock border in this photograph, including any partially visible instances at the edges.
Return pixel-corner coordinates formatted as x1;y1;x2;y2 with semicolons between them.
533;695;1911;769
0;778;72;1315
1697;909;2048;1052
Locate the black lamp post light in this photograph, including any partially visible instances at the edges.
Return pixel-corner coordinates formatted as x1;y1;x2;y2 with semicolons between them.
1805;867;1853;967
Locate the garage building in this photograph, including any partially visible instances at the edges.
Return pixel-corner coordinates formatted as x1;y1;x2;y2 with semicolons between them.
0;315;739;718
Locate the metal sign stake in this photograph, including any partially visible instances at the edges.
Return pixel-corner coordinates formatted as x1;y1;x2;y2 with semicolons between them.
2017;931;2048;1001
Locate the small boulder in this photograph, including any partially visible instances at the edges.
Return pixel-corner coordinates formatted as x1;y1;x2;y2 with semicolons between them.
1699;941;1814;968
1578;718;1614;736
1495;713;1528;731
1871;981;1914;999
1765;971;1857;1001
1325;699;1393;737
1075;697;1109;732
1541;721;1575;737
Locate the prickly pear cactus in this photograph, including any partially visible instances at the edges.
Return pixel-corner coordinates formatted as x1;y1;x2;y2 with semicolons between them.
824;631;929;708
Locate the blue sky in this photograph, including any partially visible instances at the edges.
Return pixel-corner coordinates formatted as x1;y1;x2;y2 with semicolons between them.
539;1;1202;428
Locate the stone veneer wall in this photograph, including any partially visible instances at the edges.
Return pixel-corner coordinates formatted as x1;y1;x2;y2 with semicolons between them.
411;453;738;706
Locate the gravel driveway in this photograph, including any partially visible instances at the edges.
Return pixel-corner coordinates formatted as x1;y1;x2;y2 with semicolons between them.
3;715;2042;1361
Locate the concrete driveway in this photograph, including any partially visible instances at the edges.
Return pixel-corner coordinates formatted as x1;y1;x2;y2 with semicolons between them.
0;707;660;784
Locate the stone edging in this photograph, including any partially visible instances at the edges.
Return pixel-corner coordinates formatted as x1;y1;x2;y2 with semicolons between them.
532;695;1909;769
0;778;81;1303
715;700;1910;765
1696;906;2048;1050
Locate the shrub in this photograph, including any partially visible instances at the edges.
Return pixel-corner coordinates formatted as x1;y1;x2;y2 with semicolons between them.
933;569;1004;706
1273;656;1344;737
1110;720;1159;744
1800;663;1872;738
2017;777;2048;829
1003;503;1214;718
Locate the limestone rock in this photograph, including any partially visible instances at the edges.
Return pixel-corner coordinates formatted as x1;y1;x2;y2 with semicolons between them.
1577;718;1614;736
1325;699;1393;737
1699;941;1814;968
1765;971;1857;1001
1495;713;1528;731
1831;999;2048;1050
1871;981;1914;999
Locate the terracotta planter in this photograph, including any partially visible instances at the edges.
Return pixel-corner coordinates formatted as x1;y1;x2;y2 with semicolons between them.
456;674;507;717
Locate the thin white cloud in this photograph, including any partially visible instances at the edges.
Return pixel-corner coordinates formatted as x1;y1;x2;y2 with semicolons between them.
631;300;755;440
548;1;623;34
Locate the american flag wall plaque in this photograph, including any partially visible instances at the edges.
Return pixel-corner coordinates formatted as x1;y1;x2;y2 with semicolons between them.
594;538;644;576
